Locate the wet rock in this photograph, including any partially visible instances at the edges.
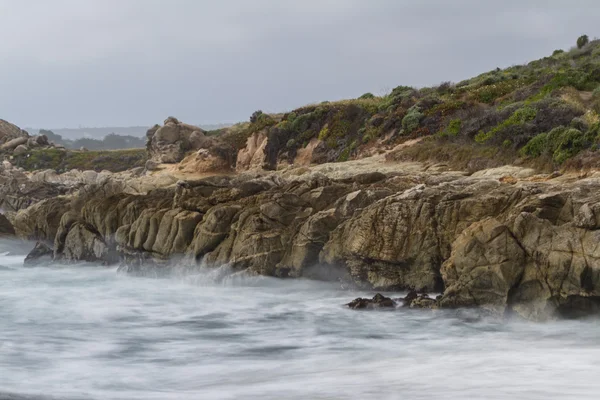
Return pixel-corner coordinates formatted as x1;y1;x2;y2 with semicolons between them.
24;242;53;266
346;293;396;309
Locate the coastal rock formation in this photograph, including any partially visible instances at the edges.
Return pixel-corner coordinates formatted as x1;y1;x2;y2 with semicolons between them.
7;151;600;321
146;117;236;169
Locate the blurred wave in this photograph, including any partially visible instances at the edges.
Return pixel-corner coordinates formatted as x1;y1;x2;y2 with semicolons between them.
2;240;600;399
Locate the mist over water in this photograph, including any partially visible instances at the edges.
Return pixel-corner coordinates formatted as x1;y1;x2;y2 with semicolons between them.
2;240;600;399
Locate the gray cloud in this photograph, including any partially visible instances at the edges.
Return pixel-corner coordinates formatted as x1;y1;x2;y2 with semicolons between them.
0;0;599;128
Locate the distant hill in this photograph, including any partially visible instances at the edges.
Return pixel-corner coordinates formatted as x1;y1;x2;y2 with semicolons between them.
25;123;234;141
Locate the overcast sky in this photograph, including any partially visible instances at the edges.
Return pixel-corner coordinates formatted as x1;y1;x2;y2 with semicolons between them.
1;0;599;129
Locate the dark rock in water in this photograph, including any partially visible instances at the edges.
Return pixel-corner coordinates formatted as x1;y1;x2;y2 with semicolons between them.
347;293;396;310
402;291;438;309
402;290;419;306
24;242;53;267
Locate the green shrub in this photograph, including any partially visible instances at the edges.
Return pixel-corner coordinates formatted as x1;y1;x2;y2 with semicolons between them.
286;139;296;148
475;106;537;143
359;92;375;99
286;112;297;123
593;85;600;99
521;126;589;163
552;49;564;56
577;35;590;49
318;125;329;141
401;106;424;133
471;78;529;104
446;119;462;136
250;110;264;123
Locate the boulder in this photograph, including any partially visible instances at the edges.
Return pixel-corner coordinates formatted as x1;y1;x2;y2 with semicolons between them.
13;144;28;156
0;119;28;144
1;136;28;151
24;242;53;266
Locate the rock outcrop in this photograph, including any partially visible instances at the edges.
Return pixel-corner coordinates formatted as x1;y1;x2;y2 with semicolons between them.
0;119;28;146
146;117;236;169
0;120;55;157
24;241;53;266
7;143;600;321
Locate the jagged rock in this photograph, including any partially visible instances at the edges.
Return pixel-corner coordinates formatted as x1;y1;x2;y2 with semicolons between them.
13;144;28;155
24;242;53;266
347;293;396;309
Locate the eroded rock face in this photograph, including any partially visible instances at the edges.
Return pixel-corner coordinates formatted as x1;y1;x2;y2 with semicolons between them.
8;146;600;320
439;218;525;316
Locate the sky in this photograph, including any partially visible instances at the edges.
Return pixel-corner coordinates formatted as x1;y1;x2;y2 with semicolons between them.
1;0;599;129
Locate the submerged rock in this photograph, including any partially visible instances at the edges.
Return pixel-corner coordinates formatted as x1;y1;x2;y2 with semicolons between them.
346;293;396;309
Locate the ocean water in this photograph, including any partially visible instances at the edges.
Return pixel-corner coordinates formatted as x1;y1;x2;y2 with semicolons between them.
1;240;600;400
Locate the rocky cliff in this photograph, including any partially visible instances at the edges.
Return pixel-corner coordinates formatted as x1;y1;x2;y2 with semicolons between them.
4;138;600;321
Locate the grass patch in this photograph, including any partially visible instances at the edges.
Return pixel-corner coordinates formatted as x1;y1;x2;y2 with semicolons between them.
13;148;147;172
